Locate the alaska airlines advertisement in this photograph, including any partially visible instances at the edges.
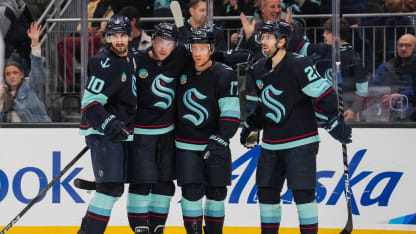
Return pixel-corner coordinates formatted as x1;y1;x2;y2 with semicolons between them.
0;128;415;232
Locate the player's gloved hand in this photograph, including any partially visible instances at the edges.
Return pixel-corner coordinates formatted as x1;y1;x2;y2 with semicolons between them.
240;122;259;148
223;49;253;66
323;115;352;144
101;114;129;143
203;135;229;160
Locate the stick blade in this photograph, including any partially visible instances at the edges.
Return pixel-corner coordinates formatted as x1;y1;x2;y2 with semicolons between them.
170;1;184;28
74;178;96;190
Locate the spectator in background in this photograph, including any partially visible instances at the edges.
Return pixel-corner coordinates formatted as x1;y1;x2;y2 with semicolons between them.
118;6;152;50
287;18;369;121
402;0;416;11
110;0;154;29
219;0;243;29
281;0;321;40
57;0;113;88
177;0;227;51
24;0;50;20
2;0;34;75
365;0;414;72
0;22;51;123
231;0;287;58
370;34;416;121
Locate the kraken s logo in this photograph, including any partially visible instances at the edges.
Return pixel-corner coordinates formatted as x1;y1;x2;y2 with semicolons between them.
183;88;209;126
261;85;286;124
151;74;175;109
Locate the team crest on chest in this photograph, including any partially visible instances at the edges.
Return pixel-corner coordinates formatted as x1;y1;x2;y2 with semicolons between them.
180;74;187;85
256;80;264;90
138;68;149;79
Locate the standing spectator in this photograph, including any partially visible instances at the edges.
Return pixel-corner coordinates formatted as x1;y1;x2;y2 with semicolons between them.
118;6;152;51
370;34;416;121
24;0;50;20
0;21;51;123
2;0;34;74
177;0;227;51
57;0;113;87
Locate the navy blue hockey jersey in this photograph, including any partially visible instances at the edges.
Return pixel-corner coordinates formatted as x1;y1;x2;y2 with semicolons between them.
248;52;339;150
79;46;137;140
296;40;368;114
133;46;188;135
175;62;241;151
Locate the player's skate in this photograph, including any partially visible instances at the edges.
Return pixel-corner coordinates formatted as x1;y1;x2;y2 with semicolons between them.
135;226;150;234
77;215;87;234
153;225;165;234
184;220;202;234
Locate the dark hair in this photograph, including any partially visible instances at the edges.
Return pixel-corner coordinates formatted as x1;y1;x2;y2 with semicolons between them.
118;6;142;29
323;18;351;41
190;0;206;8
2;61;25;122
4;61;25;81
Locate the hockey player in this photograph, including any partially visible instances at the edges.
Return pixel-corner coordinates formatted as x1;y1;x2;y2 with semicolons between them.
126;22;181;234
240;20;352;234
175;28;241;234
292;18;368;121
77;15;137;234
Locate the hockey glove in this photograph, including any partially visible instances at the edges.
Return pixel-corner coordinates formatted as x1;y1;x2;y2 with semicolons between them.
203;135;229;160
323;116;352;144
101;114;129;143
223;49;253;66
240;122;259;148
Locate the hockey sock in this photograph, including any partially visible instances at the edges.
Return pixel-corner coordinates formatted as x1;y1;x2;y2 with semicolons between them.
149;193;173;232
181;198;203;233
204;199;225;234
127;192;150;232
260;203;281;234
84;192;119;234
296;202;318;234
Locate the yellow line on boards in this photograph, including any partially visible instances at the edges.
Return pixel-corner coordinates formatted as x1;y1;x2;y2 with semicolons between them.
1;226;416;233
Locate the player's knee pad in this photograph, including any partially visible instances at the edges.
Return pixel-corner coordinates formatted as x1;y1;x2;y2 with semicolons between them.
152;181;175;196
205;186;227;201
96;182;124;197
257;186;281;204
292;189;316;204
182;183;204;201
128;183;152;195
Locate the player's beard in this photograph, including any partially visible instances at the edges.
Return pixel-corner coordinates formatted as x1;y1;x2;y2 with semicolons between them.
112;43;128;56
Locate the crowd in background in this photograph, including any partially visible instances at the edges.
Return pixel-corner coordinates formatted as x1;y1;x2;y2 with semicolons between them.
1;0;416;123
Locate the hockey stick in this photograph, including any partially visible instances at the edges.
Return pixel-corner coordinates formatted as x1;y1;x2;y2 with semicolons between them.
74;178;97;190
170;1;184;28
336;62;353;234
206;0;214;31
0;146;89;234
331;1;353;233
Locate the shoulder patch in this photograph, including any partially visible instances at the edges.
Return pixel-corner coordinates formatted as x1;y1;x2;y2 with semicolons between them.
180;74;187;84
138;68;149;79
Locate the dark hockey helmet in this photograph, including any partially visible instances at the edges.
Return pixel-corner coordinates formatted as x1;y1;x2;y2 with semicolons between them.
189;28;215;48
105;15;132;37
255;20;291;44
152;22;178;41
